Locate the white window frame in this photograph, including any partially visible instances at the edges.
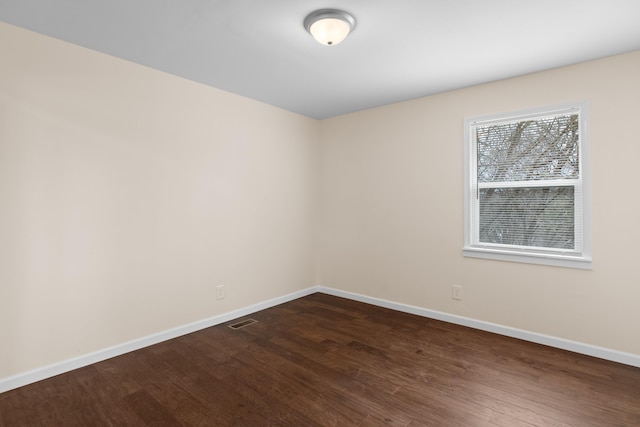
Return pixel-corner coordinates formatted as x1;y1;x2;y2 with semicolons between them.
463;102;592;269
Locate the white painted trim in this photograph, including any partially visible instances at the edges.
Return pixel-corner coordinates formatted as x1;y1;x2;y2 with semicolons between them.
0;287;317;394
463;101;592;270
3;284;638;394
316;286;640;368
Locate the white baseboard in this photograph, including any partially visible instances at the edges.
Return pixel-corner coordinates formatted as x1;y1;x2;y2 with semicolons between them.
316;286;640;368
3;285;638;394
0;287;317;394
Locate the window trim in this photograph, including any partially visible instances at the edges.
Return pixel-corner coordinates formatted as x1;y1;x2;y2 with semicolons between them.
463;102;592;269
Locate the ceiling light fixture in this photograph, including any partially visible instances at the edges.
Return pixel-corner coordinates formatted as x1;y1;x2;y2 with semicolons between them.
304;9;356;46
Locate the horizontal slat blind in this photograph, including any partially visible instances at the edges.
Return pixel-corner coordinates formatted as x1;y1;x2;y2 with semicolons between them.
477;114;579;183
471;110;582;252
479;186;575;249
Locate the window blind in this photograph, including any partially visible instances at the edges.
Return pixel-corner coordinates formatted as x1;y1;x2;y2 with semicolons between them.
472;111;582;253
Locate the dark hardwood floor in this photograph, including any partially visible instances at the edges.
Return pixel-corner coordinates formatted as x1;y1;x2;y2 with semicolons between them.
1;293;639;426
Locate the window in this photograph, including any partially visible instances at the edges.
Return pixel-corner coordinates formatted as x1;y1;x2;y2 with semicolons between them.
464;103;591;269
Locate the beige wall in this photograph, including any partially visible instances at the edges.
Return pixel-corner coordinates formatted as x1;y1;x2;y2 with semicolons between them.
319;50;640;356
0;23;320;378
2;21;639;381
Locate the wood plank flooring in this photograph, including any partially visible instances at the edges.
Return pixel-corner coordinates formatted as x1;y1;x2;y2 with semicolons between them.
1;293;639;426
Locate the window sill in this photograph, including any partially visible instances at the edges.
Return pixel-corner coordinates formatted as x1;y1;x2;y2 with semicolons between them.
463;246;592;270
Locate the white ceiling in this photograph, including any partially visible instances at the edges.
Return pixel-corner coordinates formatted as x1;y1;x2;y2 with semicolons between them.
1;1;639;119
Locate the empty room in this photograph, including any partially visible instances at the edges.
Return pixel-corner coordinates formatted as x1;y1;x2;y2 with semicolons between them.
1;1;639;425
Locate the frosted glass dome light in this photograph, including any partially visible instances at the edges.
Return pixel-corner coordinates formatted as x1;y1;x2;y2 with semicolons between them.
304;9;356;46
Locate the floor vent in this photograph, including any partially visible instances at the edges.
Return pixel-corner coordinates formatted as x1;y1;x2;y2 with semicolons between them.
228;318;258;330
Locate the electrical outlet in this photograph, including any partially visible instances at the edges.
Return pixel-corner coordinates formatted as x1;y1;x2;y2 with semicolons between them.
452;285;463;301
216;284;225;300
